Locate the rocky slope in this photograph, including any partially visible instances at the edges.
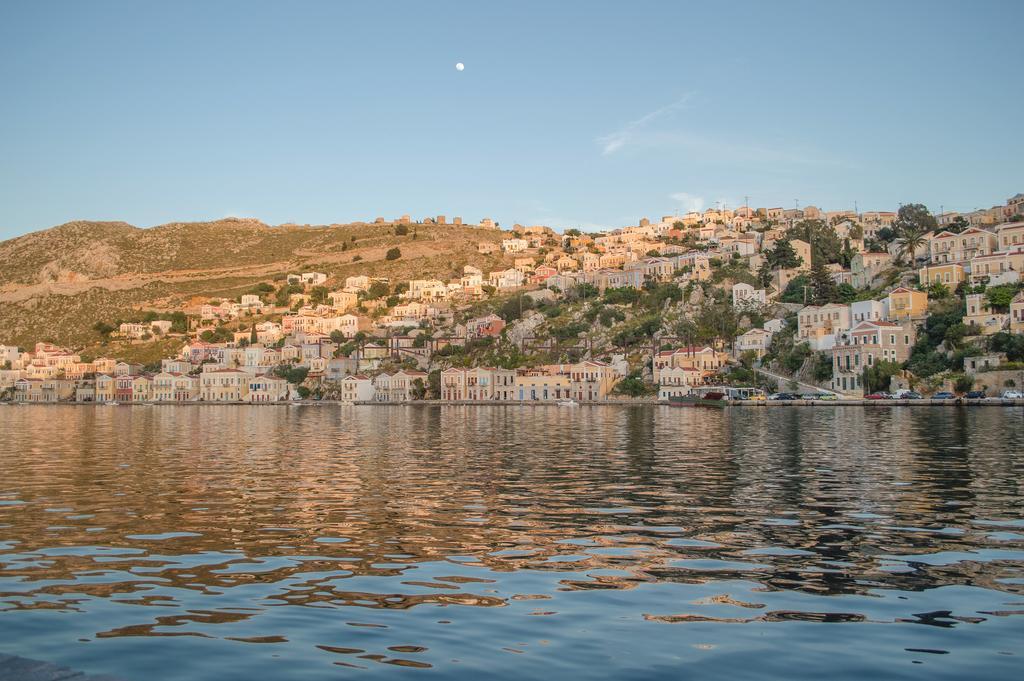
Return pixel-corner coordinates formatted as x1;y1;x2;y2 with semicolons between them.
0;218;506;347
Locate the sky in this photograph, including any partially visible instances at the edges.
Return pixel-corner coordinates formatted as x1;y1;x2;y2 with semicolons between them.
1;1;1022;239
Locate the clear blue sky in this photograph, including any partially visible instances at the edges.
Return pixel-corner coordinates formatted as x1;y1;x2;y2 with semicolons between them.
1;1;1022;239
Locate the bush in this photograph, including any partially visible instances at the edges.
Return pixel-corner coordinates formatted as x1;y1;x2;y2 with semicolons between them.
394;225;409;236
93;321;115;337
612;314;661;347
782;342;812;374
614;376;654;397
812;352;834;382
497;294;535;322
274;365;310;384
603;287;640;306
385;247;402;261
550;321;587;341
862;360;902;394
599;307;626;327
990;331;1024;362
365;281;390;300
642;282;683;310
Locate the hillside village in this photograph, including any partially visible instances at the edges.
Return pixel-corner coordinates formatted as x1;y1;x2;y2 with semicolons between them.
2;195;1024;404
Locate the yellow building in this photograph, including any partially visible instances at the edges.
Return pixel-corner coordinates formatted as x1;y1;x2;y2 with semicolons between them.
886;287;928;321
514;372;571;401
790;239;812;271
918;263;965;287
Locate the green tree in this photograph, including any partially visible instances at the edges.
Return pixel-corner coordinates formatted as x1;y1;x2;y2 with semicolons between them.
411;378;427;400
93;321;115;337
984;284;1022;311
756;259;773;288
812;352;834;382
809;260;838;304
614;376;654;397
927;281;951;300
875;226;897;244
643;282;683;309
766;238;802;269
310;286;329;305
780;275;811;304
365;281;390;300
893;203;937;264
953;374;974;394
274;365;310;384
168;311;188;334
894;203;938;235
427;369;441;399
603;287;641;306
785;219;843;265
862;360;902;394
940;216;969;234
497;293;535;322
249;323;257;344
568;283;600;300
989;332;1024;362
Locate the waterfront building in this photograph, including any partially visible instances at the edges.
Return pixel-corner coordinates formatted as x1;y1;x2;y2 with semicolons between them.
247;376;290;403
515;371;571;401
341;375;375;402
200;368;249;402
831;320;916;395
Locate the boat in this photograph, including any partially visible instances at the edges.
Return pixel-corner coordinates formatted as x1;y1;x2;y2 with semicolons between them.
557;399;579;407
104;400;119;406
668;391;728;408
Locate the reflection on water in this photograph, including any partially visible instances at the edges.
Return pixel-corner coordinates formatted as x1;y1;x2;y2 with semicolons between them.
1;405;1023;679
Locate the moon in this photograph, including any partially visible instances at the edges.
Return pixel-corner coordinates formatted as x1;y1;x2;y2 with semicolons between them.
455;62;464;71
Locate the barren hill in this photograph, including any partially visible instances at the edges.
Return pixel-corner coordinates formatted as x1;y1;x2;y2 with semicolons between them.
0;218;508;347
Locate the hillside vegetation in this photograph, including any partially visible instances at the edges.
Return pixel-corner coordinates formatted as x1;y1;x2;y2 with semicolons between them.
0;218;506;347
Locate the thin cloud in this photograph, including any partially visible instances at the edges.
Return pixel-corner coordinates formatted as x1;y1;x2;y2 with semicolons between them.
597;94;694;156
597;96;850;168
669;192;704;214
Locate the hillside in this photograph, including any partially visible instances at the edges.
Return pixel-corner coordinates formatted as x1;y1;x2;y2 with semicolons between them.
0;218;508;347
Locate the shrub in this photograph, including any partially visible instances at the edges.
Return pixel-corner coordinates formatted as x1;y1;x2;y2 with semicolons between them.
385;248;401;261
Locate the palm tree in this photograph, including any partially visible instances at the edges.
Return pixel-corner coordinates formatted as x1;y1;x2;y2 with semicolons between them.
895;226;928;265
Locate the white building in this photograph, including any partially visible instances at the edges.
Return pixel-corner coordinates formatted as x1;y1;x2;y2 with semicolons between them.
734;328;773;358
501;238;529;254
732;283;767;309
341;375;375;402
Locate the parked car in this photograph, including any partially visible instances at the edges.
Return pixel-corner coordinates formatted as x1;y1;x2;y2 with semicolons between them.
966;390;987;399
865;392;891;400
768;393;797;400
747;393;767;401
816;393;839;401
932;391;956;400
1001;390;1023;399
900;391;923;400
